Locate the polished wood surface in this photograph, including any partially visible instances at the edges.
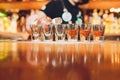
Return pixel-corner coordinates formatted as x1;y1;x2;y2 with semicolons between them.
0;41;120;80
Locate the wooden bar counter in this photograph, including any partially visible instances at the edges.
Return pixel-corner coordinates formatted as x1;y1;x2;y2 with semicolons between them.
0;41;120;80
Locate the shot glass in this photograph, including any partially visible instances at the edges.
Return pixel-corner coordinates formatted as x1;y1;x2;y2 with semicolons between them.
80;24;91;42
30;24;41;41
43;24;53;41
93;24;105;42
67;24;78;41
55;24;66;41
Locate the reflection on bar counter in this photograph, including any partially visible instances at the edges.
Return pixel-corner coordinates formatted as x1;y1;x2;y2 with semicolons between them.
0;41;120;66
0;41;120;80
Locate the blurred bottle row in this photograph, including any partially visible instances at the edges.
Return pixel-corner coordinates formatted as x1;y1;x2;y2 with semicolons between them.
0;9;120;35
84;9;120;34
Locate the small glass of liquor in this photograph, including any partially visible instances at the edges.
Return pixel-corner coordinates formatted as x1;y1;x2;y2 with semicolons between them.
67;24;78;42
93;24;105;42
55;24;66;41
80;24;91;42
43;24;53;41
30;24;42;41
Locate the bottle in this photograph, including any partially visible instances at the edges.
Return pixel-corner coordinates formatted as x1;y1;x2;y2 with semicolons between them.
76;11;83;25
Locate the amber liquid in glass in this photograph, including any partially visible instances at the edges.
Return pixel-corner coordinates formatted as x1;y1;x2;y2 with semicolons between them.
93;31;103;36
68;30;78;38
80;30;91;36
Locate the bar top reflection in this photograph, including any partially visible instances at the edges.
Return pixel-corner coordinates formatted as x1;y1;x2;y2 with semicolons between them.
0;41;120;80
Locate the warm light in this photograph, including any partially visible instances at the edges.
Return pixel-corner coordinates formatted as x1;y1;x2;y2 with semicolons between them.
0;53;8;60
118;8;120;12
0;12;7;17
110;8;120;13
110;8;115;12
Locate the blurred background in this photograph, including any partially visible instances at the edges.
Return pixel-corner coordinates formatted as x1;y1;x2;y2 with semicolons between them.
0;0;120;40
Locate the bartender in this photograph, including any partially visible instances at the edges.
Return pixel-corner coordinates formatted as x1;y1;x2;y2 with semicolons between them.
41;0;89;24
25;0;89;40
26;0;89;32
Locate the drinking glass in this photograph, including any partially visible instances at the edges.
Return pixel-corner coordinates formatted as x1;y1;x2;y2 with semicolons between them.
67;24;78;41
93;24;105;42
80;24;91;42
30;24;41;41
43;24;53;41
55;24;66;41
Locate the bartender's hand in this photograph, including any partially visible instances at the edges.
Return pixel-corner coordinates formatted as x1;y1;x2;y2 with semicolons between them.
26;11;52;34
52;17;62;24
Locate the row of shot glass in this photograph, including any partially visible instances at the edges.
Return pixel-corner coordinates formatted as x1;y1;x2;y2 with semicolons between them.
30;24;105;42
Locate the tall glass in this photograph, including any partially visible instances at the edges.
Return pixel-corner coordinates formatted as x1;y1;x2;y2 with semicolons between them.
67;24;78;41
80;24;91;42
93;24;105;42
